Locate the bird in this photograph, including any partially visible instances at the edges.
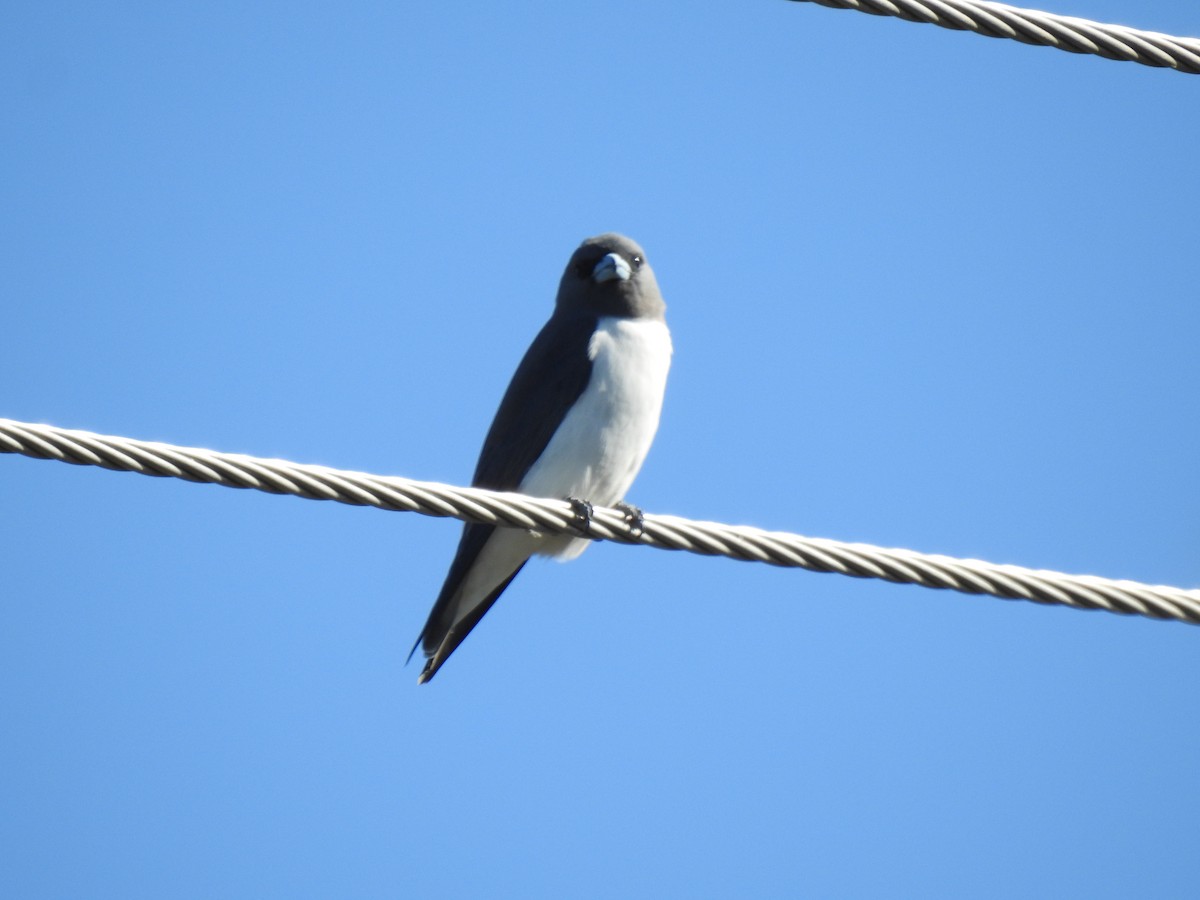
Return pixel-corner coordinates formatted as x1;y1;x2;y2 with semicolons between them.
411;232;672;683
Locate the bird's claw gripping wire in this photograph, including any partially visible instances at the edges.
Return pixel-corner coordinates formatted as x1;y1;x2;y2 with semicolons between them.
568;497;593;536
615;501;645;536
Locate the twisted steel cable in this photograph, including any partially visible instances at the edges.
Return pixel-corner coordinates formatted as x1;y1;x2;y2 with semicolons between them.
3;417;1196;625
787;0;1200;74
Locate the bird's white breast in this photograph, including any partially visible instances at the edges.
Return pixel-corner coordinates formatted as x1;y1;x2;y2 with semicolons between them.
520;316;672;559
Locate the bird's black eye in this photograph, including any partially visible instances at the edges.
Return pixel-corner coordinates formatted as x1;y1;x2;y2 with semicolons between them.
574;260;592;278
631;255;644;270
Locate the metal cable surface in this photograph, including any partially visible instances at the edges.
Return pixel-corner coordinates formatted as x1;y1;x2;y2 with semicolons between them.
3;417;1197;624
788;0;1200;73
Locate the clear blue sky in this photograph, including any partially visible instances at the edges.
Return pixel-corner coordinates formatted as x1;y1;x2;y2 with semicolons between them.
2;2;1197;897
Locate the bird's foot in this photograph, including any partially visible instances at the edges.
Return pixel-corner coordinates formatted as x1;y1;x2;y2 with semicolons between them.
567;497;593;536
614;501;645;536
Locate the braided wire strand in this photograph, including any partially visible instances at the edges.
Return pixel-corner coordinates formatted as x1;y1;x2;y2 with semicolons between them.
788;0;1200;73
2;417;1196;625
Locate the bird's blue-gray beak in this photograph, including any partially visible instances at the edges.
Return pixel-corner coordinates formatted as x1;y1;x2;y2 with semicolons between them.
592;252;632;283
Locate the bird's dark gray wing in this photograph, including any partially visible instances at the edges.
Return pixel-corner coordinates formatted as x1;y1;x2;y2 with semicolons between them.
410;311;598;681
471;310;599;491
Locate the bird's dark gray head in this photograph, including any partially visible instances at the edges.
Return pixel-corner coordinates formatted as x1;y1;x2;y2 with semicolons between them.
555;233;666;321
